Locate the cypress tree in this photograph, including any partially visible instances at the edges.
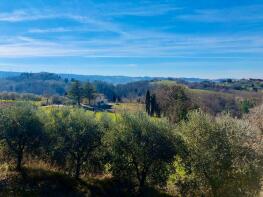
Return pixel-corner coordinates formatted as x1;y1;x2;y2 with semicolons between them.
150;94;156;116
145;90;151;115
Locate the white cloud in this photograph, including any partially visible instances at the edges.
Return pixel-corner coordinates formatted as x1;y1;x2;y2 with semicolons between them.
28;27;71;33
0;10;57;22
0;33;263;59
102;4;181;17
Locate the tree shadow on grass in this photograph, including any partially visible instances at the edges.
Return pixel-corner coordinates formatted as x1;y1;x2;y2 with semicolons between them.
0;168;172;197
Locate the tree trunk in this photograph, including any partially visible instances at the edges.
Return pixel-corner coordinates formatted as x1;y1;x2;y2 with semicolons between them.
211;187;219;197
74;156;81;179
16;150;23;171
138;174;146;196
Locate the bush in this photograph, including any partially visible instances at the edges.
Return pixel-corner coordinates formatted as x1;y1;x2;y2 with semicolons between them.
41;107;104;178
107;112;180;194
174;110;263;196
0;103;43;171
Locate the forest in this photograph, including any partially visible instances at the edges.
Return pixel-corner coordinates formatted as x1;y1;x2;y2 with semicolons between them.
0;72;262;197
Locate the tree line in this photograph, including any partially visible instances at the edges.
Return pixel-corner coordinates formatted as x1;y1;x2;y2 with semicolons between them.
68;81;96;105
0;103;262;196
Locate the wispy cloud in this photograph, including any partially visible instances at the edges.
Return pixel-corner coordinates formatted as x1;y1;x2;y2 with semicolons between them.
102;4;180;17
0;32;263;59
28;27;72;33
0;9;128;39
178;4;263;22
0;3;263;61
0;10;57;22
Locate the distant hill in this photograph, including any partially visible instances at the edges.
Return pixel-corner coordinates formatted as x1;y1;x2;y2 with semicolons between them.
0;71;159;84
0;72;67;95
0;71;21;78
59;73;159;84
0;71;209;84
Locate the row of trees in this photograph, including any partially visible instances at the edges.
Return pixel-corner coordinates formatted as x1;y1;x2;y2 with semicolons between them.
68;81;96;105
0;103;262;196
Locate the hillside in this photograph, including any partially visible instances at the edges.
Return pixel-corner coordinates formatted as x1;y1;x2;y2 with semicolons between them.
0;71;160;85
0;71;210;85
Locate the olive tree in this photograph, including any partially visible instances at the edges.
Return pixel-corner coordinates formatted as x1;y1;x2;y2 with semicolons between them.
0;103;43;171
177;110;262;197
108;112;178;194
43;107;103;179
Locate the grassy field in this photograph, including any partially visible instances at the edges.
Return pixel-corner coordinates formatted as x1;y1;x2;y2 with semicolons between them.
39;102;144;118
112;102;144;113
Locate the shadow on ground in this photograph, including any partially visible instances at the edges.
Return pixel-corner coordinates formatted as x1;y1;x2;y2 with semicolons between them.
0;168;171;197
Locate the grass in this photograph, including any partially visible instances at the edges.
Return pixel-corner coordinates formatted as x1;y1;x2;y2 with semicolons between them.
112;102;144;113
94;111;119;121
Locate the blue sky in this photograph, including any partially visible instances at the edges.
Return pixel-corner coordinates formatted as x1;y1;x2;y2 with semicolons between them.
0;0;262;78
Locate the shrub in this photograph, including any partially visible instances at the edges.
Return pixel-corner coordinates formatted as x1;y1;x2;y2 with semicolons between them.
42;107;104;178
108;112;179;194
0;103;43;171
175;110;263;196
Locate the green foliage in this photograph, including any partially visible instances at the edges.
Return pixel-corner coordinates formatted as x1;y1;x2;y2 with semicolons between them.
82;82;96;104
67;81;97;105
0;99;262;196
0;92;42;101
107;112;178;194
42;107;104;178
0;72;67;95
0;103;43;171
188;78;263;92
176;110;263;197
240;99;254;114
156;85;192;123
68;81;83;105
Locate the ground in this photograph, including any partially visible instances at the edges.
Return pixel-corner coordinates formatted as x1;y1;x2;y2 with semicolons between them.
0;164;171;197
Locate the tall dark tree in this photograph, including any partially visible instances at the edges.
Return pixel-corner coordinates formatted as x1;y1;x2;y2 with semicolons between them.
82;82;96;105
150;94;157;116
68;81;82;105
112;94;117;103
145;90;151;115
117;96;122;103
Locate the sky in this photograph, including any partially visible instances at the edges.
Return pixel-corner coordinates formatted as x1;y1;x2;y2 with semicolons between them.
0;0;263;79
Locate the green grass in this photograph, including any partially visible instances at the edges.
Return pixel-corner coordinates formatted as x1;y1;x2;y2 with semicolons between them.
94;111;119;121
112;102;144;113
